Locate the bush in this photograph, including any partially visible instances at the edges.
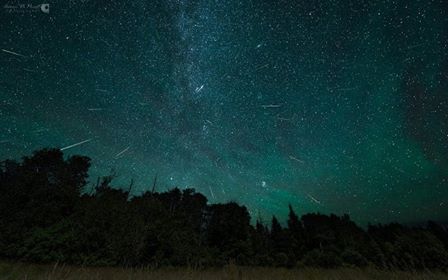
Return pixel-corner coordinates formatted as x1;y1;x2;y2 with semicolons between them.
341;249;368;267
303;249;343;268
19;221;81;263
273;253;289;267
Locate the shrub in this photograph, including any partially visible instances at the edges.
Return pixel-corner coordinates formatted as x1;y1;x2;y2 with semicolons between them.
303;249;343;268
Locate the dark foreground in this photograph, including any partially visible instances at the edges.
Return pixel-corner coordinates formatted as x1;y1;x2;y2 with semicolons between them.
1;262;448;280
2;149;448;269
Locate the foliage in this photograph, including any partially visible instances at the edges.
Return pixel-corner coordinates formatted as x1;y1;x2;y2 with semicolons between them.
0;148;447;270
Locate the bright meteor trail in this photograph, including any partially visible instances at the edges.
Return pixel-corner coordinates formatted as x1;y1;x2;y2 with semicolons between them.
60;139;93;151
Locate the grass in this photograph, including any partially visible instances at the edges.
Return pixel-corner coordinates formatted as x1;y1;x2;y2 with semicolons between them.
1;262;448;280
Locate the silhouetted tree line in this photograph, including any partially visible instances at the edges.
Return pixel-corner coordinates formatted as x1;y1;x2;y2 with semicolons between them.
1;148;448;270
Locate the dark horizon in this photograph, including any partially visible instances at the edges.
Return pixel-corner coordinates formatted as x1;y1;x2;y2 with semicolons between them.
1;147;448;269
2;148;448;226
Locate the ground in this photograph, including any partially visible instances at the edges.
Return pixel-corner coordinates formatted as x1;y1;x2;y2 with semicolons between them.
1;262;448;280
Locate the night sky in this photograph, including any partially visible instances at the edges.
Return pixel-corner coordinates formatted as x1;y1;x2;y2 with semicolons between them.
1;0;447;225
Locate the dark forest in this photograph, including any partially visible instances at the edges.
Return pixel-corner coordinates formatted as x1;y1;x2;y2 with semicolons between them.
0;148;447;270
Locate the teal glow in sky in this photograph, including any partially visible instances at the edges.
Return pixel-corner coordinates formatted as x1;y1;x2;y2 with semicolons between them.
1;0;447;224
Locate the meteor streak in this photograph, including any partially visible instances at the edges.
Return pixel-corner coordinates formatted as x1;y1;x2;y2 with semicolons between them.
289;155;304;164
1;49;26;58
307;193;321;205
209;186;215;199
115;146;130;158
261;104;282;109
60;139;93;151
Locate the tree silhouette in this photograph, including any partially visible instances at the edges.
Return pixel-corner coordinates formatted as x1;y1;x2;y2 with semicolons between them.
0;148;447;269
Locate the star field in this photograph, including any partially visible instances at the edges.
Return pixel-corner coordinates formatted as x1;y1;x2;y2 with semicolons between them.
1;0;447;224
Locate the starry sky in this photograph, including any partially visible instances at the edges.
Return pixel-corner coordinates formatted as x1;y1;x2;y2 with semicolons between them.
1;0;447;225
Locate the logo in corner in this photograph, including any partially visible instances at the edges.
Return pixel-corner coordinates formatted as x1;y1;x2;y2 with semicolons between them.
40;3;49;14
3;2;50;14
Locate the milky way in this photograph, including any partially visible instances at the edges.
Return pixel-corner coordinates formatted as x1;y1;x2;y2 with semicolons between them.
1;0;447;224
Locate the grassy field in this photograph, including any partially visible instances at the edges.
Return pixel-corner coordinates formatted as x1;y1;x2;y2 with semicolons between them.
1;262;448;280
